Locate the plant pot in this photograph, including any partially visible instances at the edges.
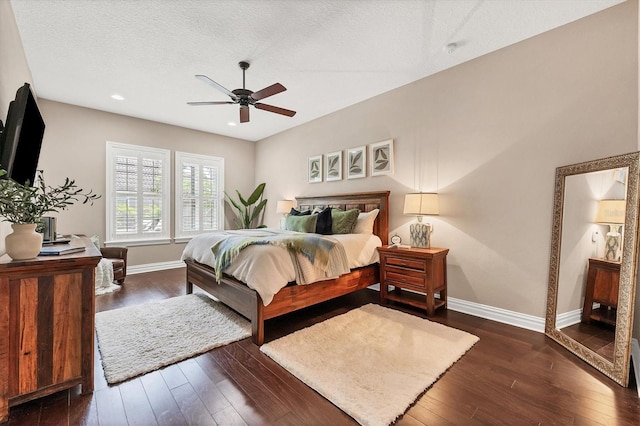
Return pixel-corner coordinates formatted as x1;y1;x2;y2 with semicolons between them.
5;223;43;260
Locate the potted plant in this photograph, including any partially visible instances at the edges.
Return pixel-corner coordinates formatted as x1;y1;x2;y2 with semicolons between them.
0;169;100;260
225;183;267;229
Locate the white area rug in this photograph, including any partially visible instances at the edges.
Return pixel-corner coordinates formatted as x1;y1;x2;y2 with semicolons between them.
261;304;479;426
95;293;251;384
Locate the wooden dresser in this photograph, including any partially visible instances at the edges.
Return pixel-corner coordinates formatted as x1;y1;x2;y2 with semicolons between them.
0;238;100;423
377;246;449;316
582;257;620;326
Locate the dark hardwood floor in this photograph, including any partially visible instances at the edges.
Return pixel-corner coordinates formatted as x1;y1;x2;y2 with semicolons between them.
5;267;640;425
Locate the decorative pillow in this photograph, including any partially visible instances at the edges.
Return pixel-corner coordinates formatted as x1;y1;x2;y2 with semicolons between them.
353;208;379;234
331;208;360;234
289;207;311;216
285;214;318;233
313;207;332;235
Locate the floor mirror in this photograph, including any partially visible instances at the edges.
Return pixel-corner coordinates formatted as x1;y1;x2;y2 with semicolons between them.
545;152;639;386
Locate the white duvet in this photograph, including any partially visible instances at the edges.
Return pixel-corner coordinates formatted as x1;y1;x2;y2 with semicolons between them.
181;228;381;305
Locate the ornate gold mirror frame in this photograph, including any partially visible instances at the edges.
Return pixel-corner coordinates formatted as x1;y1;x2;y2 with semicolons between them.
545;152;639;386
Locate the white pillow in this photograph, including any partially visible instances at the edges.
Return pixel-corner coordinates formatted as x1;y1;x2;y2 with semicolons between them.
353;208;379;234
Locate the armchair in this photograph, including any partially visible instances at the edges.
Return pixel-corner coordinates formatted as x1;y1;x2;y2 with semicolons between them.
99;246;128;284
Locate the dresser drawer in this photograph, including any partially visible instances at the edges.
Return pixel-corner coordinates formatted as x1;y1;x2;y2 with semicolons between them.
384;269;425;291
383;255;426;272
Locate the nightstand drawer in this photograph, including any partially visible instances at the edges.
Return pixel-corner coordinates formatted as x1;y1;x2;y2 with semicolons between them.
385;269;425;290
383;256;426;271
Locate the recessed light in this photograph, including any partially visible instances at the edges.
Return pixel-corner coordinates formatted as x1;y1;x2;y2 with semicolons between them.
227;122;237;126
111;94;125;101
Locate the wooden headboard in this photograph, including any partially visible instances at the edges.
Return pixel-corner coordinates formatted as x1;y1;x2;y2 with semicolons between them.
296;191;390;245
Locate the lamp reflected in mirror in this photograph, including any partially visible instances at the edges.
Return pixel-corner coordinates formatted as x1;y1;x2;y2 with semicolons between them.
403;193;439;248
594;199;625;261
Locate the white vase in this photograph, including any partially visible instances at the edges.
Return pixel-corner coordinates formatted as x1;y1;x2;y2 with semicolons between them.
5;223;43;260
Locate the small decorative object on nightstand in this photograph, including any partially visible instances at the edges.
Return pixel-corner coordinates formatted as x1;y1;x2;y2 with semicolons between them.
377;245;449;316
403;193;439;248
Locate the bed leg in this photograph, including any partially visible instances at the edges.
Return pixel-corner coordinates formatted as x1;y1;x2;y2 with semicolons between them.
186;281;193;294
251;297;265;345
252;320;264;346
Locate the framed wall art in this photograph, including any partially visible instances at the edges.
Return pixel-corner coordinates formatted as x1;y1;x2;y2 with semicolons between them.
346;145;366;179
308;155;323;183
370;139;394;176
325;151;342;181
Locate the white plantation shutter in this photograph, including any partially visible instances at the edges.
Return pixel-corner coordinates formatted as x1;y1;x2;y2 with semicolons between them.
106;142;171;245
175;152;224;240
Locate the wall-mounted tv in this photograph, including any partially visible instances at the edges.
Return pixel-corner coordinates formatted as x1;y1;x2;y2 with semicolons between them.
0;82;46;186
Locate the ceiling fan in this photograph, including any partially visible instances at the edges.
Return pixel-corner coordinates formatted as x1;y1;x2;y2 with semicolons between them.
188;61;296;123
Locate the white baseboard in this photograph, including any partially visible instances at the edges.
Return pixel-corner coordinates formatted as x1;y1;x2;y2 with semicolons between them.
128;260;185;275
447;297;546;332
632;338;640;397
367;284;546;332
554;308;582;329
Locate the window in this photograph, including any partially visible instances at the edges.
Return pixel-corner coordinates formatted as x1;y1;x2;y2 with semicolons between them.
106;142;171;245
175;151;224;241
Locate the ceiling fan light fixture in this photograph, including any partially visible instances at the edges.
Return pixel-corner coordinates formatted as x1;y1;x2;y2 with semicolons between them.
187;61;296;123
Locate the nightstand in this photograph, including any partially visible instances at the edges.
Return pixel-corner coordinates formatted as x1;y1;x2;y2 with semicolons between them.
582;257;620;325
377;245;449;316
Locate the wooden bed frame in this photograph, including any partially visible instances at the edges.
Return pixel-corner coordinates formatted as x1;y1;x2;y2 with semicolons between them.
185;191;390;345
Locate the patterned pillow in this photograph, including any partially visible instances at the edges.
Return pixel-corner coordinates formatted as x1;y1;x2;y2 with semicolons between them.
331;208;360;234
285;214;318;233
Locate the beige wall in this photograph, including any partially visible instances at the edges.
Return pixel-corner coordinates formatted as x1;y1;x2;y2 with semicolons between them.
256;1;639;318
36;100;256;266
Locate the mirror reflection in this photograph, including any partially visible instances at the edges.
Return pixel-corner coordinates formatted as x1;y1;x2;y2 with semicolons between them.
545;152;639;387
556;168;627;362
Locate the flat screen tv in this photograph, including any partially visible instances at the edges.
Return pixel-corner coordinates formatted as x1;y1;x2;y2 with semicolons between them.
0;83;46;186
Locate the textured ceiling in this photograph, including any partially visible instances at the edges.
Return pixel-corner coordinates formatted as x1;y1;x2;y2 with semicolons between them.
10;0;625;142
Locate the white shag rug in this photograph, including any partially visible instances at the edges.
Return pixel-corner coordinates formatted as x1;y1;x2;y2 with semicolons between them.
95;293;251;384
260;304;479;426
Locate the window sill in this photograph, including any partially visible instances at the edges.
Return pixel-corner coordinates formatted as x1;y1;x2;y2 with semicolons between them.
104;238;171;247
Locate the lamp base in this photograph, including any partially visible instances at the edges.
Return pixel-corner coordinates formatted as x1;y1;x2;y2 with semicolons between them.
604;230;621;261
410;223;431;248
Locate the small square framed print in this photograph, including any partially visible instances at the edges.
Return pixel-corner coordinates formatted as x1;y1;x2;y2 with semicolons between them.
325;151;342;181
308;155;323;183
346;145;366;179
370;139;394;176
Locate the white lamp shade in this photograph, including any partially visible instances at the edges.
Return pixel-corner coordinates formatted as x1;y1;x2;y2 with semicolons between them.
403;193;439;216
276;200;294;214
595;199;625;224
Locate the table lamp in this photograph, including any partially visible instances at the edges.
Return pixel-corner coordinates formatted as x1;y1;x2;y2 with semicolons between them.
276;200;294;229
403;193;439;248
595;199;626;261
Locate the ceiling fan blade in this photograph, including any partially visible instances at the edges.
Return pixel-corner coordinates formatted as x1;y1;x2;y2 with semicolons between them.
187;101;235;106
254;102;296;117
240;105;250;123
195;75;237;100
251;83;286;101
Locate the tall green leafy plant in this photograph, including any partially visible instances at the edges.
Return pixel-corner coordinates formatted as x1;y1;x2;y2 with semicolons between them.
225;183;267;229
0;169;100;224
